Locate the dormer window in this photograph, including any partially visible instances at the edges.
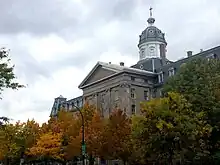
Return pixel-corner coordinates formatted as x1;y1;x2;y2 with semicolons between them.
158;72;164;83
168;67;175;76
206;53;217;61
140;64;144;70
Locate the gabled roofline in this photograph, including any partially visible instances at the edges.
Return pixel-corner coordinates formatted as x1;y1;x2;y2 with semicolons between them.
78;61;157;89
78;62;100;88
79;69;157;89
79;72;122;89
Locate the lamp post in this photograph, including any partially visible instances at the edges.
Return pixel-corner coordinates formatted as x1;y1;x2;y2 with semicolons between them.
69;104;86;165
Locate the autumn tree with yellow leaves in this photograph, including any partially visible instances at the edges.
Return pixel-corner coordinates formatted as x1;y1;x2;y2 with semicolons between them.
26;132;64;161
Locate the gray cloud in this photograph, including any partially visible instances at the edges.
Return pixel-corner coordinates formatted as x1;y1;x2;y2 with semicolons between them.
0;0;81;35
0;0;140;37
0;0;220;123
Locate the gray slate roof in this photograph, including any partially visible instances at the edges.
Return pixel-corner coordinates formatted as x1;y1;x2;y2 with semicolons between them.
138;26;167;47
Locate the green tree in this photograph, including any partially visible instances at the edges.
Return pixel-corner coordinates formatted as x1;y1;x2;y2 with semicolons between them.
0;122;25;165
163;58;220;162
132;92;212;165
0;47;25;128
163;58;220;125
0;48;24;96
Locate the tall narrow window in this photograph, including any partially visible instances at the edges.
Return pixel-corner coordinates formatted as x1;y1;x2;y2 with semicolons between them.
131;88;135;98
158;72;164;83
140;49;145;59
131;104;136;114
168;67;175;77
144;90;149;100
115;90;119;101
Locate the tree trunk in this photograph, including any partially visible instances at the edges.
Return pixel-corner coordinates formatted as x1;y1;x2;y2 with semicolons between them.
168;148;174;165
89;155;95;165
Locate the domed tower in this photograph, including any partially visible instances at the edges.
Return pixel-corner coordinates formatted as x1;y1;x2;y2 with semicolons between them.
138;8;167;62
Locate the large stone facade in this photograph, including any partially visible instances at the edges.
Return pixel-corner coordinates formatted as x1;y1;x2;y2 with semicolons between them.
50;10;220;118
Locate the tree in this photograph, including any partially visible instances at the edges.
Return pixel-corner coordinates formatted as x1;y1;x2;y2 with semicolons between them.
0;122;24;164
164;58;220;125
86;112;104;156
103;110;132;164
86;111;105;164
64;134;81;160
163;58;220;162
26;132;64;162
0;47;24;97
132;92;212;165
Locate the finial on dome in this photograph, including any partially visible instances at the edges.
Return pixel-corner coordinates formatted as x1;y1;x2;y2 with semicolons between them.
150;7;153;17
147;7;155;25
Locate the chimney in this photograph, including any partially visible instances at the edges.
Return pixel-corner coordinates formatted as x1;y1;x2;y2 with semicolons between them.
187;51;193;57
108;62;111;64
200;49;203;52
119;62;124;66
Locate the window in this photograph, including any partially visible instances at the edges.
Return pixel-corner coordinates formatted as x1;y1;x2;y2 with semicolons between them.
144;79;148;83
101;93;105;103
131;88;135;98
115;103;118;109
168;67;175;77
144;90;149;100
66;103;69;110
76;100;79;107
131;104;136;114
158;72;164;83
207;53;217;61
131;76;135;81
140;64;144;70
78;101;82;107
114;90;119;100
149;46;155;57
140;49;145;59
69;103;72;110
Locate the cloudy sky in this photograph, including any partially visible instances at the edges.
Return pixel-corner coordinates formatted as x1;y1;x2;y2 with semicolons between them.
0;0;220;124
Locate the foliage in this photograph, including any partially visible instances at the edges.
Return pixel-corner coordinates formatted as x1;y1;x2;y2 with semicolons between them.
64;133;81;160
19;120;41;149
0;122;24;163
163;58;220;125
26;132;64;161
0;47;25;97
163;58;220;162
86;111;105;157
102;110;132;162
132;92;212;164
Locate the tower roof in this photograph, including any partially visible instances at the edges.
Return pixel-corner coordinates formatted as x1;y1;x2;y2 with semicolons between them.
138;7;167;47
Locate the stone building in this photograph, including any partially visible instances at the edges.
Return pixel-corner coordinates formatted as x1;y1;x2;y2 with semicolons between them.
50;9;220;118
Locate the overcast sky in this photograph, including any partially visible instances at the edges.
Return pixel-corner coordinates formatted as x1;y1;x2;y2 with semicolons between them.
0;0;220;124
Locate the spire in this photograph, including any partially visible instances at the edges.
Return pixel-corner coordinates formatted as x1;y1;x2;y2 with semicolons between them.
150;7;153;17
147;7;155;26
